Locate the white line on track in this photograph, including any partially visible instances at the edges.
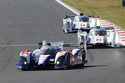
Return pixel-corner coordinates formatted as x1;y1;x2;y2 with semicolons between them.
0;44;37;47
55;0;80;14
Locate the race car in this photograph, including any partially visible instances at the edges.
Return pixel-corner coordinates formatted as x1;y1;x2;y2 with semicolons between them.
17;41;87;70
63;13;98;33
77;26;120;47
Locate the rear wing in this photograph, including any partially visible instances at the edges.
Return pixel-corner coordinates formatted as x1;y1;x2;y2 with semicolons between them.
65;15;76;18
77;28;93;33
65;14;95;18
63;43;80;47
52;41;81;48
51;41;64;50
87;14;95;17
50;41;80;50
77;27;114;33
102;27;114;30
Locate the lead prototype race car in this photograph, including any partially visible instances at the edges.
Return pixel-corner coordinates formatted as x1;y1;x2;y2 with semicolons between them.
77;26;120;48
17;41;87;70
63;13;98;33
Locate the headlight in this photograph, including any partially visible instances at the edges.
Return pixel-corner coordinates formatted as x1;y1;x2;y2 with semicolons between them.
24;62;27;65
57;61;60;64
56;56;65;65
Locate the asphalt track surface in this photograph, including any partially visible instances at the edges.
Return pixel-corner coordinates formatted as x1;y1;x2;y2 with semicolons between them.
0;0;125;83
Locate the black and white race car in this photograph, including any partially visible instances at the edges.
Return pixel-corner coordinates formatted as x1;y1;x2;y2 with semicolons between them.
17;41;87;70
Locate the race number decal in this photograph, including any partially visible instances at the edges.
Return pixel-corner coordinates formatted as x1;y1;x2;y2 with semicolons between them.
96;38;102;41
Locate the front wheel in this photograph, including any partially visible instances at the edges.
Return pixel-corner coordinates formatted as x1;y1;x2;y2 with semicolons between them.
81;51;86;67
64;53;71;69
63;27;69;34
115;43;120;48
19;56;32;70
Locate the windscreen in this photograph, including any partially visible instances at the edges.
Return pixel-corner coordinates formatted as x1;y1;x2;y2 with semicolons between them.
80;17;89;22
94;31;107;36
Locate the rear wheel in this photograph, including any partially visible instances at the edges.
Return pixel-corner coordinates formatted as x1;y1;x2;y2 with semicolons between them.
80;51;86;67
115;44;120;48
114;35;120;48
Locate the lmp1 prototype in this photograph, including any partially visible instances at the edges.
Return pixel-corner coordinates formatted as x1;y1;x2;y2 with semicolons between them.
77;26;120;47
17;41;87;70
63;13;99;33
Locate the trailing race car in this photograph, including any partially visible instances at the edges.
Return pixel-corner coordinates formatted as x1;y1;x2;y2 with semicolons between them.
77;26;120;48
17;41;87;70
63;13;98;33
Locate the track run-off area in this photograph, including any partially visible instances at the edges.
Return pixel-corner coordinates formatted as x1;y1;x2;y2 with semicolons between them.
0;0;125;83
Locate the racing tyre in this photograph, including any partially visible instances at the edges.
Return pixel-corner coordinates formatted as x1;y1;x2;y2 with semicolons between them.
64;53;71;69
20;57;31;70
81;51;86;67
115;43;120;48
63;27;69;34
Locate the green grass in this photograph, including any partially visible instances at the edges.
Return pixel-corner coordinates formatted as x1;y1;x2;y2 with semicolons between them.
62;0;125;29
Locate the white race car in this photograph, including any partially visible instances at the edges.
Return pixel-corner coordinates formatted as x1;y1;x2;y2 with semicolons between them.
77;26;120;48
63;13;98;33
